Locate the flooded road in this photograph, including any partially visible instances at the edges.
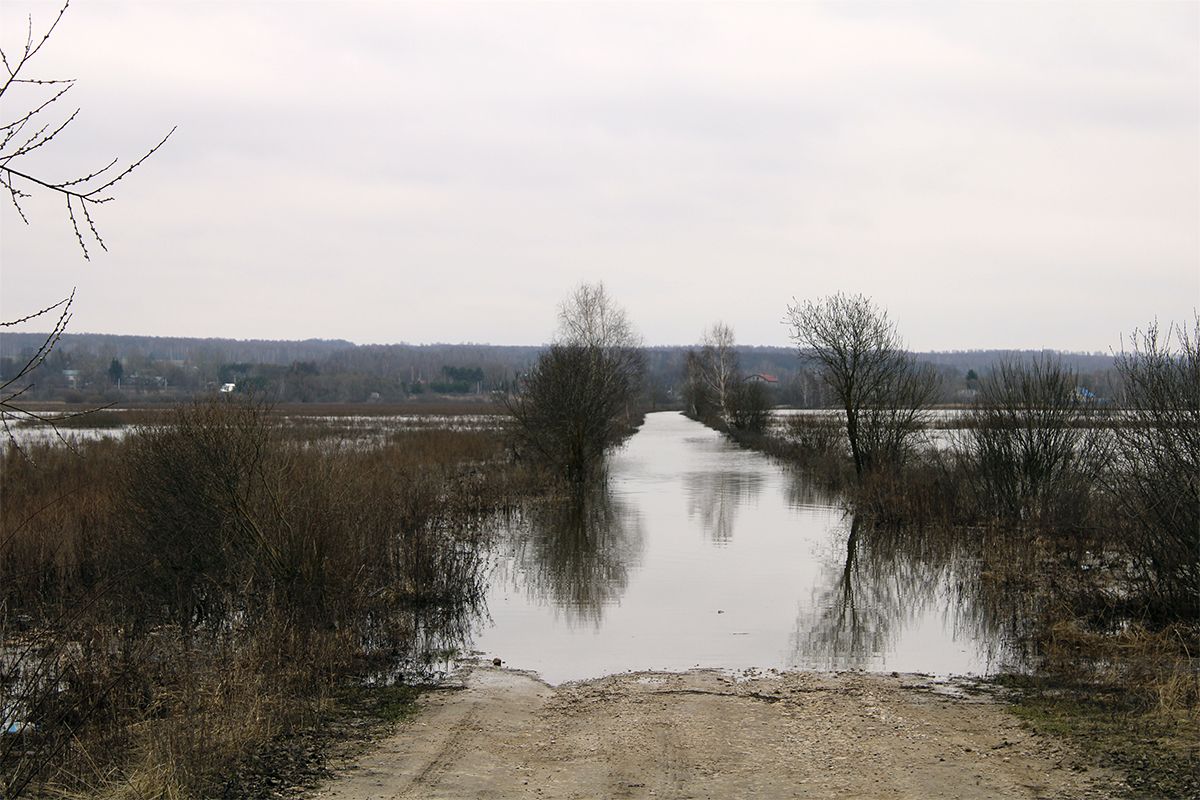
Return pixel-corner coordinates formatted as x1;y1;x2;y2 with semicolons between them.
472;412;1016;684
315;418;1106;798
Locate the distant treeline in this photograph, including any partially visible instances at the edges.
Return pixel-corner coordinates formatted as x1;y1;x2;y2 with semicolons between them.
0;331;1118;407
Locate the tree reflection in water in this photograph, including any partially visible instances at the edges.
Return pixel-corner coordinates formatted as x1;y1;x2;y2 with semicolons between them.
503;487;645;628
793;514;1044;673
683;470;764;545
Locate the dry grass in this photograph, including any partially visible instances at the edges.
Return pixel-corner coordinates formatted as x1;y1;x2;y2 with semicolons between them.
12;408;172;428
271;401;504;417
1;400;537;798
1004;618;1199;798
1040;618;1199;713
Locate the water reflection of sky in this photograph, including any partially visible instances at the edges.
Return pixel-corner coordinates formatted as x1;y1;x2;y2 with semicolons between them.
473;412;1026;685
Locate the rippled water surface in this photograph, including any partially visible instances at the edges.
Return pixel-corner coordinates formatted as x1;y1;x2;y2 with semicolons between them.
473;412;1019;684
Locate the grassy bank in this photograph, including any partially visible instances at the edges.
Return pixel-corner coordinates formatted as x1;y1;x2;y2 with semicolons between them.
1005;671;1198;799
1;400;536;798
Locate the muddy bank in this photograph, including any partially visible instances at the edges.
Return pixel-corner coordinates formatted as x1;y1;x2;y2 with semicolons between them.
311;666;1118;799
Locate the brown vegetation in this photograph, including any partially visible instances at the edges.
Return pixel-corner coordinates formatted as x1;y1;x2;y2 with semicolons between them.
956;358;1107;527
1;400;536;798
708;305;1199;795
505;283;645;485
681;323;774;435
1108;319;1199;618
784;293;939;477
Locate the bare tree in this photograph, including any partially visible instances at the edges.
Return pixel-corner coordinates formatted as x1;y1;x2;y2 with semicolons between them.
681;350;714;420
556;282;640;352
506;283;644;484
699;322;738;423
1;7;172;794
854;356;939;472
727;378;773;434
784;293;936;477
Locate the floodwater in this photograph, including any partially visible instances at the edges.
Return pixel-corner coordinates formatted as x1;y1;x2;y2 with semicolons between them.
473;412;1022;685
2;425;129;449
1;412;502;451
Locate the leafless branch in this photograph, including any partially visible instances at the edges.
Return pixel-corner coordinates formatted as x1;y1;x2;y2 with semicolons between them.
0;1;174;257
0;292;70;327
0;290;79;459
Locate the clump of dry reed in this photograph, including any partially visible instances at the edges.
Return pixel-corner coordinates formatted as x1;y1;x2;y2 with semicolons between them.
1;399;532;798
1039;618;1199;713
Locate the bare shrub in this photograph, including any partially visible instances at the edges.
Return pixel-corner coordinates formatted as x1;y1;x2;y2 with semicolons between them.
507;344;641;484
957;358;1106;527
1110;318;1199;618
506;284;644;485
681;349;716;420
118;399;280;630
853;358;939;471
727;379;772;434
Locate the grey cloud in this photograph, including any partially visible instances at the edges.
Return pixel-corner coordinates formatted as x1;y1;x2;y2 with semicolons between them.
0;1;1195;350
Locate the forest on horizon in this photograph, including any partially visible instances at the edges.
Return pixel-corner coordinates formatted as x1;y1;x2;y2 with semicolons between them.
1;330;1121;408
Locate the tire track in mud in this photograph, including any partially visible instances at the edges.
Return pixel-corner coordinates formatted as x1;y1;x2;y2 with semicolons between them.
392;702;482;798
655;716;691;800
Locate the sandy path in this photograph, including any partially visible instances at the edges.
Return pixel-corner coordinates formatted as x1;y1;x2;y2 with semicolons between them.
311;667;1115;800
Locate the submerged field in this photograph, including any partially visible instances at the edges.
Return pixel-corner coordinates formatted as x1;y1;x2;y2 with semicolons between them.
1;402;528;798
2;404;1196;798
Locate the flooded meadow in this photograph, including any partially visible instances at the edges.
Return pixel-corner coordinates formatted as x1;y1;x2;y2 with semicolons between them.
3;408;1030;687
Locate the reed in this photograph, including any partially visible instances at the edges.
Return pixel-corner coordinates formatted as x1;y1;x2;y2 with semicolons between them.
1;399;535;798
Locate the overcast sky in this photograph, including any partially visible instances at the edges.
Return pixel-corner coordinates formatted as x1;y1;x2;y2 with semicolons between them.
1;1;1196;351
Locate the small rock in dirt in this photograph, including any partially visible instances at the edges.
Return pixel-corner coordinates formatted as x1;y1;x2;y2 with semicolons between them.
492;657;502;666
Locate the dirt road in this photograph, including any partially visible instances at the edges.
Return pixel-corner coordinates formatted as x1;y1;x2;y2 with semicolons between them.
311;667;1116;800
